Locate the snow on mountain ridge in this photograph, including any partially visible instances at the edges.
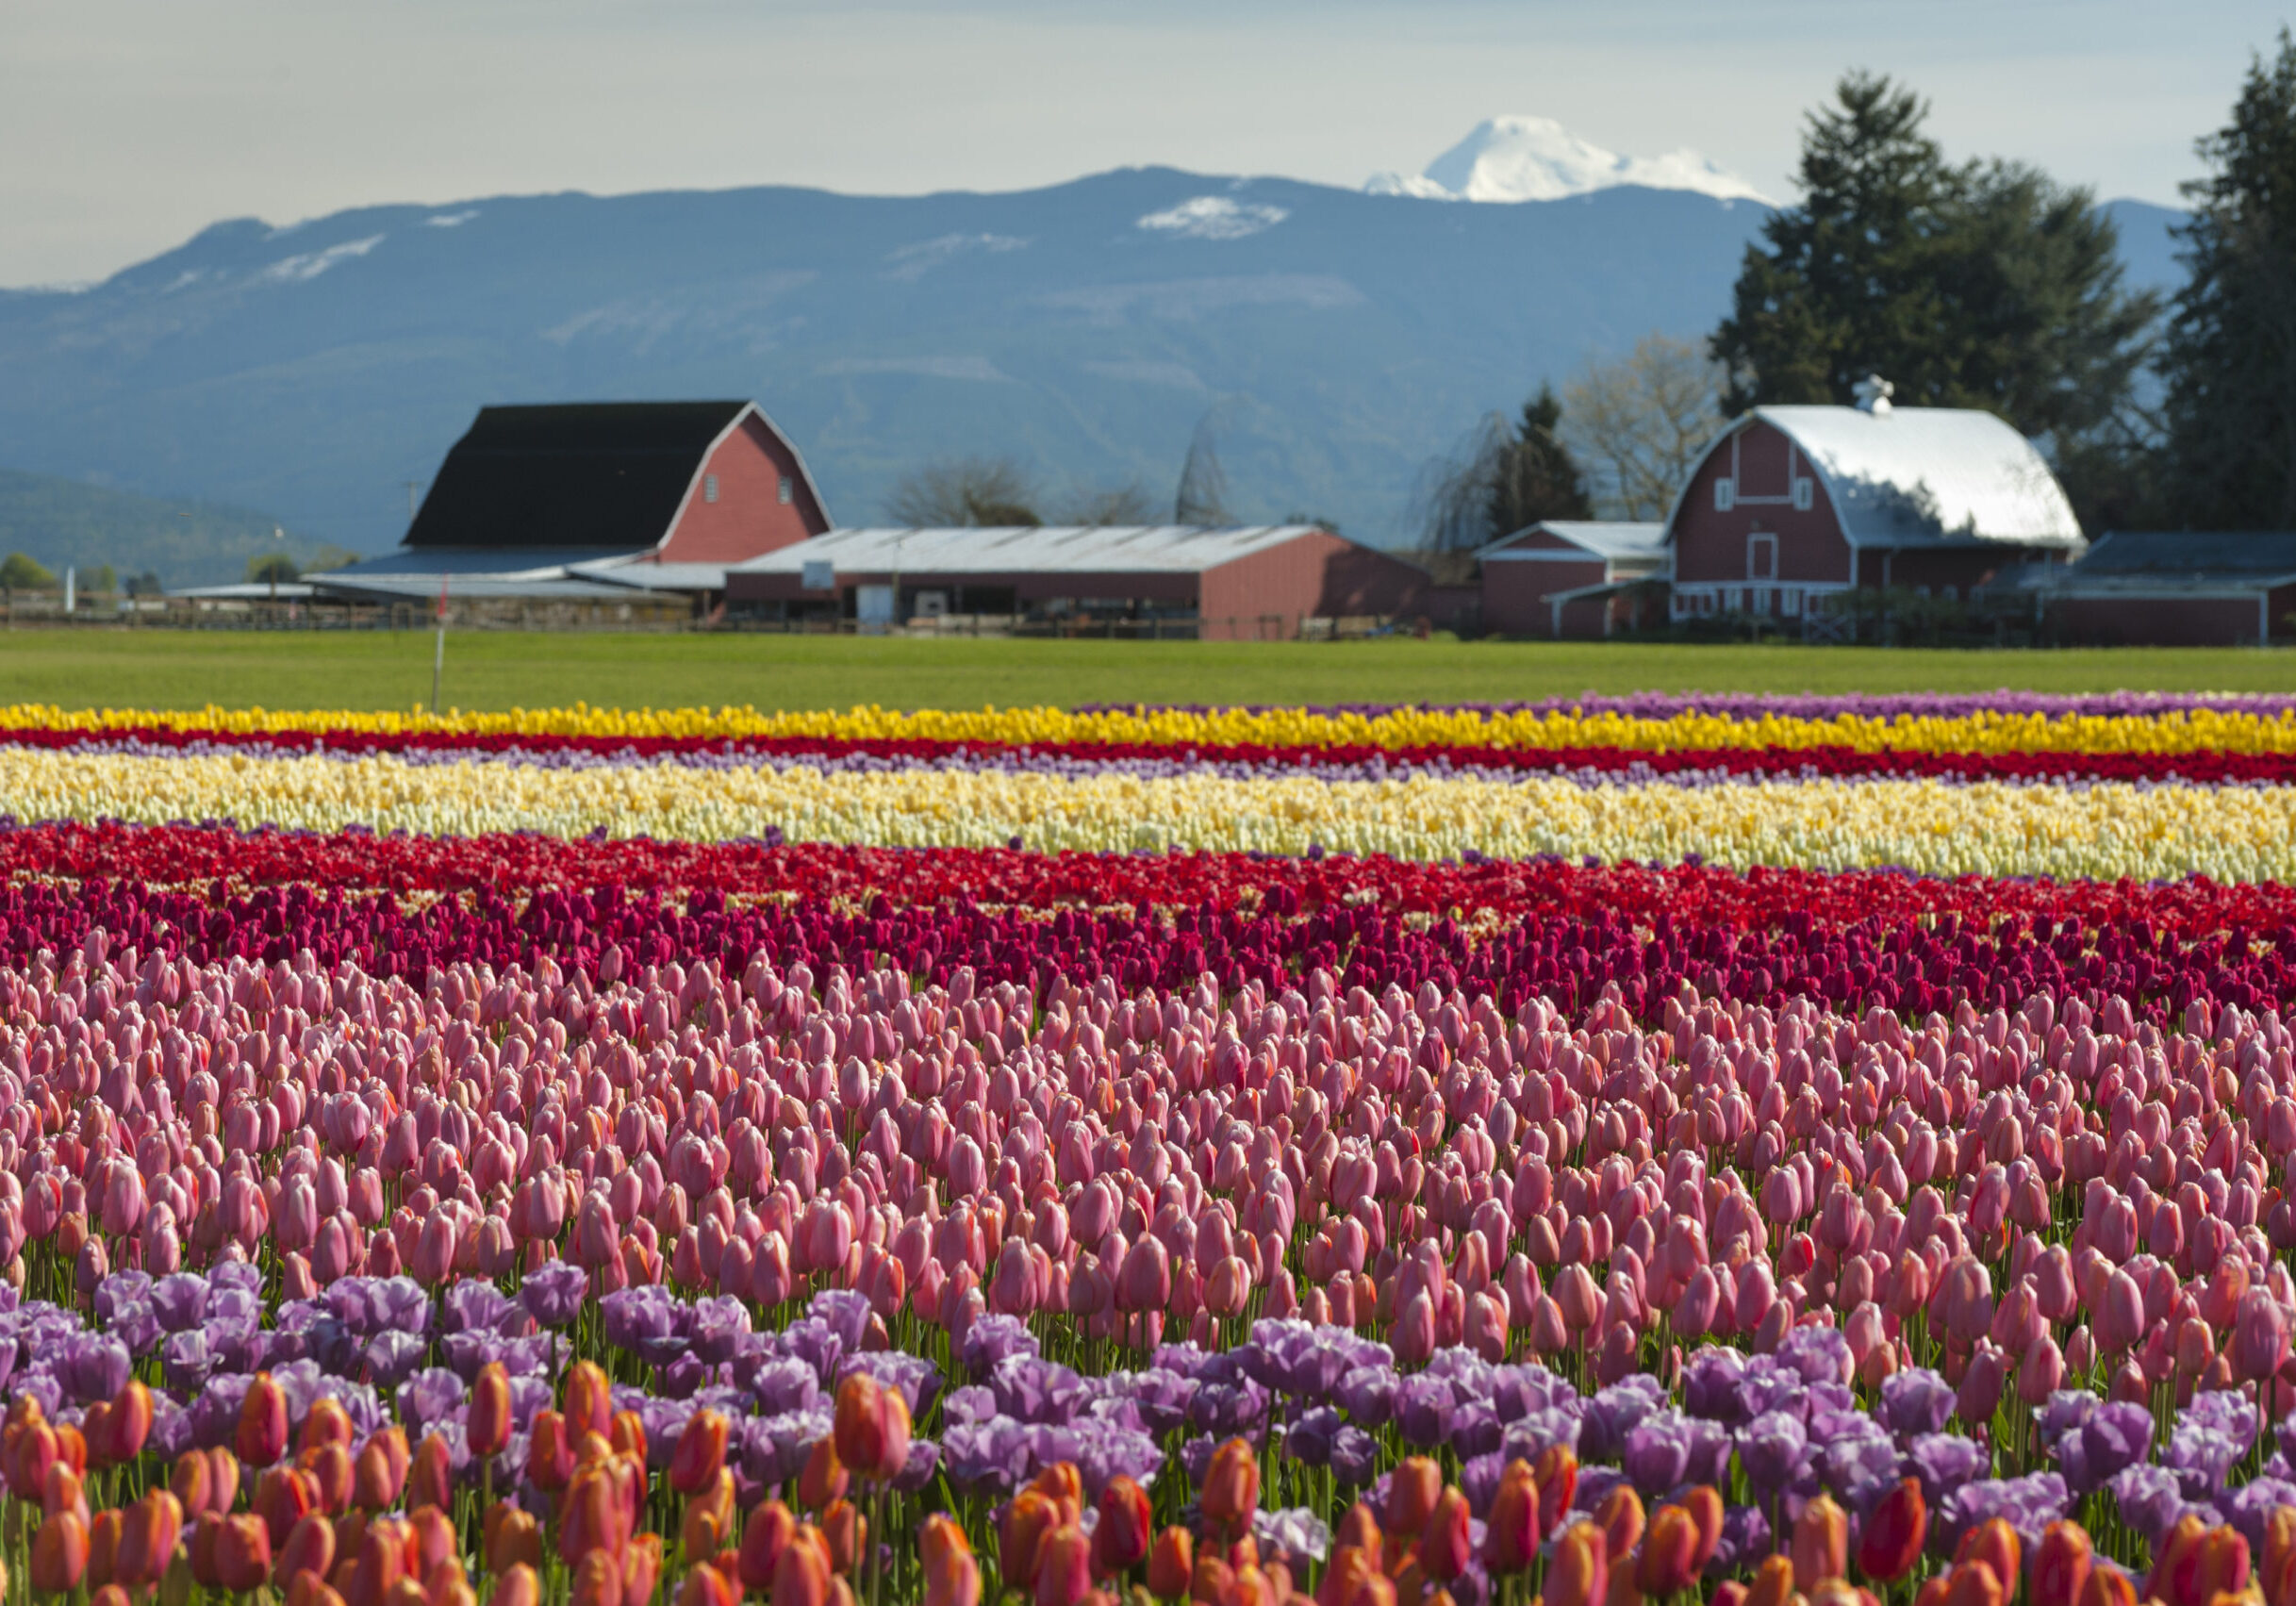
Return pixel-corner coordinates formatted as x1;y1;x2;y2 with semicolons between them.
1368;115;1771;206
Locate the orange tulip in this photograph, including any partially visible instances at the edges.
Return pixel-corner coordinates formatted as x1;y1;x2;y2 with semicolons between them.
1945;1562;2006;1606
798;1436;849;1511
102;1380;154;1464
1598;1485;1647;1572
1424;1487;1474;1583
216;1513;273;1592
565;1361;615;1443
30;1510;90;1593
560;1458;634;1564
116;1489;186;1588
1958;1520;2024;1606
1092;1474;1152;1578
677;1564;740;1606
492;1565;541;1606
1681;1485;1725;1570
468;1365;512;1460
2148;1514;2211;1606
301;1397;355;1457
1858;1479;1929;1584
1792;1493;1849;1590
740;1499;798;1592
355;1428;407;1511
610;1410;648;1466
2076;1565;2137;1606
620;1533;663;1606
1002;1489;1061;1592
522;1411;573;1494
772;1527;834;1606
2266;1508;2296;1606
2195;1528;2255;1606
680;1469;737;1557
923;1515;983;1606
669;1410;730;1496
1386;1456;1444;1537
1536;1445;1582;1534
485;1502;541;1575
1637;1503;1704;1597
301;1441;355;1515
1745;1554;1798;1606
407;1433;453;1515
2031;1522;2093;1606
1201;1437;1261;1538
1034;1525;1093;1606
1545;1520;1611;1606
820;1498;865;1576
570;1549;624;1606
237;1372;289;1467
1485;1461;1541;1575
275;1510;338;1590
1146;1526;1195;1601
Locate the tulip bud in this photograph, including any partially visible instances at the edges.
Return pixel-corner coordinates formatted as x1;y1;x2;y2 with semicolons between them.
740;1500;797;1592
486;1503;542;1576
468;1365;512;1460
2076;1565;2137;1606
1386;1455;1443;1537
237;1372;289;1468
1546;1520;1610;1606
408;1432;453;1515
1858;1479;1928;1583
565;1361;615;1444
570;1549;623;1606
1033;1524;1091;1606
669;1409;729;1496
1145;1527;1194;1601
2032;1520;2093;1606
172;1451;214;1522
1596;1484;1646;1570
923;1514;983;1606
215;1513;273;1592
772;1527;834;1606
274;1511;336;1590
1200;1437;1259;1536
797;1436;848;1511
31;1511;90;1593
1424;1486;1474;1583
1945;1560;2006;1606
1484;1460;1541;1574
354;1428;407;1511
1001;1490;1059;1593
118;1490;186;1588
1957;1517;2022;1606
1793;1493;1849;1590
1638;1503;1703;1597
1092;1476;1152;1578
494;1565;541;1606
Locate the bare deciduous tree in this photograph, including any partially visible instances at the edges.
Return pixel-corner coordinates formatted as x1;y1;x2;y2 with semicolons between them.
884;457;1042;526
1054;481;1160;525
1561;334;1727;520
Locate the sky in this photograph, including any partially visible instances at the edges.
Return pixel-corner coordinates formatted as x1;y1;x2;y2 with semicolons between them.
4;0;2286;288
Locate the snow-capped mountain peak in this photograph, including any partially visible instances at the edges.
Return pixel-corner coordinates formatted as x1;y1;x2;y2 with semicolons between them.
1367;115;1771;206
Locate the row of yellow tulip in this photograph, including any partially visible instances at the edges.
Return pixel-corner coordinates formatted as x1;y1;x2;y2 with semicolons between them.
3;748;2291;881
10;701;2296;755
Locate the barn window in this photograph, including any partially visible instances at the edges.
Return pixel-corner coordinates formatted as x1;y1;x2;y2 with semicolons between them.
778;476;793;505
703;474;719;505
1783;588;1803;617
1792;476;1813;511
1714;478;1735;512
1748;533;1777;581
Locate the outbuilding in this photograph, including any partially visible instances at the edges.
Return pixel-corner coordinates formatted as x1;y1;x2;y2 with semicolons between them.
313;400;832;610
2036;531;2296;645
1663;380;2085;633
1478;521;1666;637
725;524;1429;639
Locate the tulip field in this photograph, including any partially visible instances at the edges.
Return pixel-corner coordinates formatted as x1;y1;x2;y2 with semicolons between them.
8;693;2296;1606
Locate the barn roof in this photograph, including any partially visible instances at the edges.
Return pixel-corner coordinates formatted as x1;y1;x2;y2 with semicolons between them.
1680;406;2084;551
730;524;1350;576
2048;530;2296;591
404;400;826;551
1481;522;1667;561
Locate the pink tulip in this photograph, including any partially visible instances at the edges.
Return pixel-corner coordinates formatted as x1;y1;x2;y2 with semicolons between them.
2233;1287;2291;1381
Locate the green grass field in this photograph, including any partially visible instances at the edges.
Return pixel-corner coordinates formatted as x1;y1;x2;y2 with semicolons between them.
0;628;2289;712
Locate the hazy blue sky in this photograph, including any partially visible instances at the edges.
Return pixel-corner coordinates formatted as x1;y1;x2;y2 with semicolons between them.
5;0;2286;286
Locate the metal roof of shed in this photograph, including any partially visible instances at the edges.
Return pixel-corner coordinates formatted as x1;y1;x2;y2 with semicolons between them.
1673;406;2085;551
1481;522;1667;561
2046;531;2296;590
730;524;1341;576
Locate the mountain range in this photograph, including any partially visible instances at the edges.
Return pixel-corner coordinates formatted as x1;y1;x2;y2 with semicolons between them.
0;129;2189;573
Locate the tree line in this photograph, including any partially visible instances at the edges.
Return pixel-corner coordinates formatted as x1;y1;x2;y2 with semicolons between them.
1429;35;2296;549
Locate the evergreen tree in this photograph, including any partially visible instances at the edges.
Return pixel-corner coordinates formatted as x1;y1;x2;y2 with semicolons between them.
1713;74;2156;450
2163;30;2296;527
1488;386;1594;533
